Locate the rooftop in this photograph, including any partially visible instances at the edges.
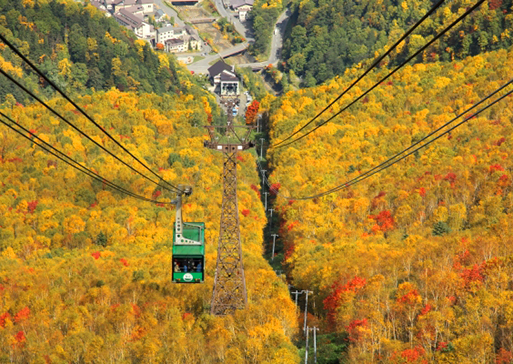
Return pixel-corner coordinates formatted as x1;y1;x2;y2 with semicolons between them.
220;70;238;82
166;38;185;45
123;5;144;13
230;0;254;9
91;0;107;9
158;25;185;34
208;60;234;78
117;8;145;27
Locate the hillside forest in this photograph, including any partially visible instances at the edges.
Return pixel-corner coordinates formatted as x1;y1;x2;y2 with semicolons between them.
3;0;513;362
267;46;513;362
0;89;299;362
281;0;513;87
0;0;302;361
0;0;188;103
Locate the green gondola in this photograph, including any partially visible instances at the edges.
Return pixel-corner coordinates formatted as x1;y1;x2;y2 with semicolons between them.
172;186;205;283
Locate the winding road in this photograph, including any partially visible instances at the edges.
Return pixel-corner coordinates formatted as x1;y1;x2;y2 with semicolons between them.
154;0;185;26
238;8;291;69
185;4;292;74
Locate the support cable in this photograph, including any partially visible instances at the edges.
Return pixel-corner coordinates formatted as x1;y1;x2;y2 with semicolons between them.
0;112;173;205
259;80;513;200
273;0;485;149
0;68;178;195
272;0;446;148
0;32;181;193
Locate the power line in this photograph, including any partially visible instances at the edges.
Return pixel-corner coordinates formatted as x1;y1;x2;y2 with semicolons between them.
0;32;181;194
272;0;446;148
319;87;513;198
0;112;173;205
259;80;513;200
0;68;178;195
311;80;513;199
273;0;485;149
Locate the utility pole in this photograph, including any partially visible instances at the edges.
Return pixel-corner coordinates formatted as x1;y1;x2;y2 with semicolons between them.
304;290;313;333
268;208;274;232
260;137;264;159
271;234;278;260
204;102;255;316
264;192;269;211
312;327;319;364
291;290;301;311
260;169;267;191
305;326;310;364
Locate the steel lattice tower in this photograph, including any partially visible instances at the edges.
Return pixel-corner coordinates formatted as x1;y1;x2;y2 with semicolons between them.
204;100;255;315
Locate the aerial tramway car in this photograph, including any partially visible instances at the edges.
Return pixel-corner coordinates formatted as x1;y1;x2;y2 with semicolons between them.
172;186;205;283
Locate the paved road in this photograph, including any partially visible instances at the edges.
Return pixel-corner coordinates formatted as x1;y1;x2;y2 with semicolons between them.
186;42;249;74
184;4;291;74
238;8;291;68
213;0;254;41
154;0;185;26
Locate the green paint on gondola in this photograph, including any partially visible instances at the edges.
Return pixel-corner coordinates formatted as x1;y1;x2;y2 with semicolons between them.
172;222;206;283
171;186;206;284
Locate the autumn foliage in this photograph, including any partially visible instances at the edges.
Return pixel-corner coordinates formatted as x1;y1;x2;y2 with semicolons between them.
269;47;513;362
0;89;298;362
245;100;260;125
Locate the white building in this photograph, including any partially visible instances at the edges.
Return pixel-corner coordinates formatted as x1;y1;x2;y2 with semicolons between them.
123;5;145;16
230;0;254;21
138;0;155;14
165;38;186;53
114;8;155;39
112;0;137;12
207;61;239;96
154;9;166;22
156;25;186;44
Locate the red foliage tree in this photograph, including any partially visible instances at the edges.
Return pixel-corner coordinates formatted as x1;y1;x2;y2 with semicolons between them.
245;100;260;125
14;307;30;323
490;164;505;173
120;258;129;267
324;276;366;325
444;172;457;183
397;288;421;305
419;304;432;316
400;346;426;362
346;318;368;342
489;0;503;10
460;263;484;288
496;348;513;364
270;183;281;195
369;210;395;233
27;200;38;214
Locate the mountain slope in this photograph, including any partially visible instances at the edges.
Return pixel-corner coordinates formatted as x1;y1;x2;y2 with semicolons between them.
0;90;299;362
0;0;192;103
282;0;513;86
267;47;513;362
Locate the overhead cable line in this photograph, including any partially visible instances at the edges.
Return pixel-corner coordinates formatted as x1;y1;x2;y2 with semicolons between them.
0;32;181;194
0;112;173;205
272;0;446;148
0;68;178;195
273;0;485;149
259;79;513;200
